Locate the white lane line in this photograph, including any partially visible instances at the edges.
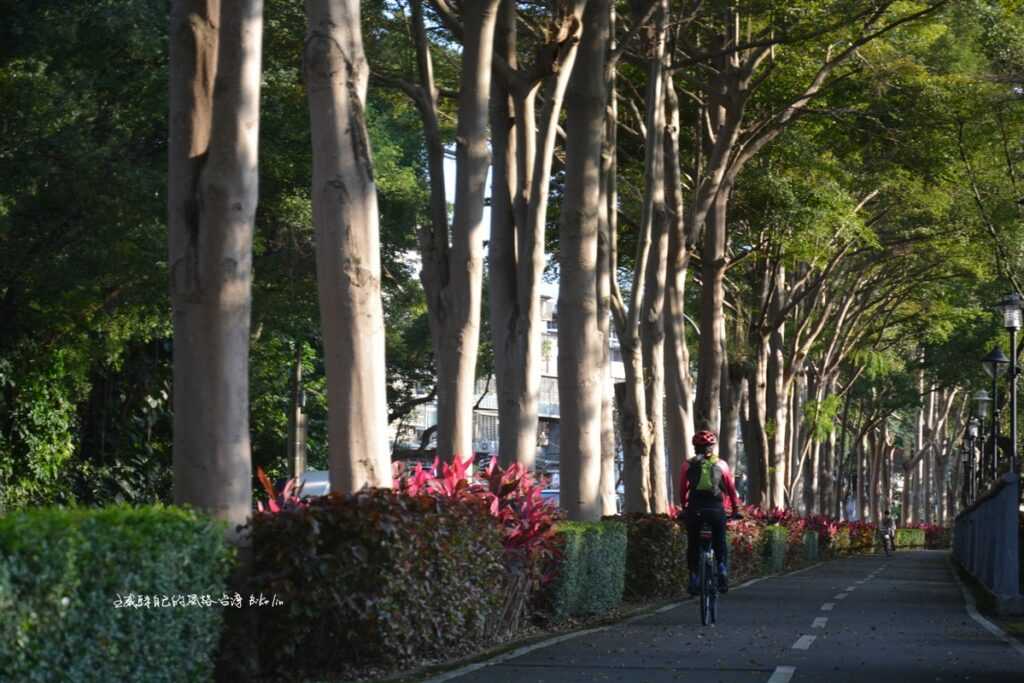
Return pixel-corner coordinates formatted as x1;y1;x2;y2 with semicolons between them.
767;665;796;683
835;592;849;600
812;617;828;628
425;560;829;682
856;579;867;584
421;626;610;682
792;634;817;650
948;558;1024;661
820;602;835;611
845;585;857;591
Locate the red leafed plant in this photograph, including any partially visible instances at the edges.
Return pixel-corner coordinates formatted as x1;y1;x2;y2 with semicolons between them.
393;455;562;588
254;467;308;514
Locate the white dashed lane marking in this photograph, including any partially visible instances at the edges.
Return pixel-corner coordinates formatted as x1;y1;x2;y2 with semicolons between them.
821;602;835;611
812;617;828;628
835;592;849;600
792;635;817;650
767;665;796;683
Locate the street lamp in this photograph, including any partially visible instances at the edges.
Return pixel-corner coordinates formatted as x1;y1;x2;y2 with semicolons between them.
961;444;971;507
996;293;1022;478
967;416;981;504
981;348;1008;481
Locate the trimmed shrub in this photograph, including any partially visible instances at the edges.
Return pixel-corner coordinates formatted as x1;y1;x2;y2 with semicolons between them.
802;530;819;562
247;488;505;675
619;514;688;599
728;517;764;583
845;521;877;552
830;526;852;557
761;525;788;573
0;505;233;683
895;527;926;549
550;520;627;617
917;524;952;549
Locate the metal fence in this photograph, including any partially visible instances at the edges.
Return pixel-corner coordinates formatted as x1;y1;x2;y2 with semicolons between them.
953;473;1023;615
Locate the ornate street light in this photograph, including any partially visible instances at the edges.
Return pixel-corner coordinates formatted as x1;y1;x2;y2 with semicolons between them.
967;416;981;504
996;293;1022;479
981;346;1009;378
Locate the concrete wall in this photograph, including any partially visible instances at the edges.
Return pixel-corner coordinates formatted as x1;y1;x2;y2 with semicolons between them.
953;473;1023;615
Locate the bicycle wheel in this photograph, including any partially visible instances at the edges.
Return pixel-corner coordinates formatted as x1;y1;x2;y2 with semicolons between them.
707;557;718;625
699;556;709;626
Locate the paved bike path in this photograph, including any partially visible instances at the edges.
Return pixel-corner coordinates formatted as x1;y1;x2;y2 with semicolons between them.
429;551;1024;682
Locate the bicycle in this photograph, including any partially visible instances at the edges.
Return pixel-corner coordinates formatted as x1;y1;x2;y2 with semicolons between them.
697;520;718;626
880;529;895;556
696;511;743;627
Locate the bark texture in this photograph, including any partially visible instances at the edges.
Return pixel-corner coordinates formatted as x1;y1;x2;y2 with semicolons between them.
559;0;607;521
305;0;390;491
169;0;262;540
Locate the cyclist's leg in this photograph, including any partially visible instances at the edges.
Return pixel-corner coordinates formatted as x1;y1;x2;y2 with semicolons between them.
685;507;702;594
685;507;702;569
707;507;728;591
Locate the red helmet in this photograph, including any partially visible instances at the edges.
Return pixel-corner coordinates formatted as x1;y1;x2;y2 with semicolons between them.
692;430;717;448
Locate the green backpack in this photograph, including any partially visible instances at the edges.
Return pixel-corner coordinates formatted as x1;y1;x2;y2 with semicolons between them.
692;454;721;492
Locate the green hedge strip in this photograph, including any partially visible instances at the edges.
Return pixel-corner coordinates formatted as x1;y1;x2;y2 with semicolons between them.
550;520;627;617
0;505;233;683
895;528;926;548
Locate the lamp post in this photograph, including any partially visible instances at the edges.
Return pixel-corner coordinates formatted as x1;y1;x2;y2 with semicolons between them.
967;415;981;504
997;292;1022;478
973;389;992;489
981;348;1009;481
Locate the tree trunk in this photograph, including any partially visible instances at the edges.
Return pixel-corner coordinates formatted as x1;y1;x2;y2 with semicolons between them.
719;362;745;468
821;423;836;515
598;0;618;515
802;372;821;515
489;0;520;468
640;101;669;513
745;337;770;507
434;0;501;463
663;81;693;505
610;0;667;514
169;0;261;538
305;0;389;491
559;0;607;521
695;189;728;433
854;433;865;521
836;391;852;519
767;266;788;509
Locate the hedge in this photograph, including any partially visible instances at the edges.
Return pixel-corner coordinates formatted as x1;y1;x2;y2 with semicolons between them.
550;520;627;617
762;525;788;573
247;488;505;676
0;505;233;683
895;528;926;549
618;514;687;600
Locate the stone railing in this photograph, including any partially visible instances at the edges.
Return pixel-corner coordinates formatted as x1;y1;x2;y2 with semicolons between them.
953;473;1023;615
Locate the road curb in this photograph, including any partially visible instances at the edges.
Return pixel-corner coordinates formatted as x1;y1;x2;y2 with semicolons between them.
948;555;1024;660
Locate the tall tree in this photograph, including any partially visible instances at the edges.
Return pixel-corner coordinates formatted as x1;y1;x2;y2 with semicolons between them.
168;0;263;537
559;0;608;521
304;0;390;491
489;0;586;468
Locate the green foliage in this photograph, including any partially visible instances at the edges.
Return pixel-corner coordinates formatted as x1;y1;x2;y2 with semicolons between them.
803;395;842;442
618;514;689;600
0;505;233;683
761;525;789;573
803;530;820;562
246;488;505;675
549;520;627;618
895;527;927;548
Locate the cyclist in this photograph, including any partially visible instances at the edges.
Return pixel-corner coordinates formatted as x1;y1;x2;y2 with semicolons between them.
881;509;897;553
679;430;743;595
